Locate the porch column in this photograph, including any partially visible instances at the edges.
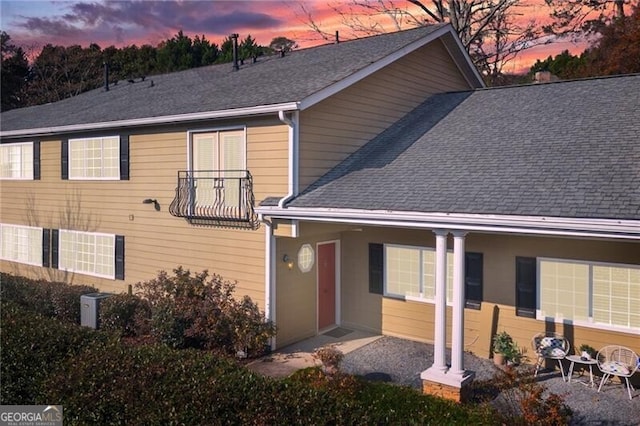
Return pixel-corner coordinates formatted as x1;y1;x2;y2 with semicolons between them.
428;229;448;373
450;231;467;377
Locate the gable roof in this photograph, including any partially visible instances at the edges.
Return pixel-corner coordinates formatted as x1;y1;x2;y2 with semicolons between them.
279;74;640;222
1;24;482;138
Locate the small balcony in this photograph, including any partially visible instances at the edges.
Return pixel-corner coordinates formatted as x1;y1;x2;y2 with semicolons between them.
169;170;258;228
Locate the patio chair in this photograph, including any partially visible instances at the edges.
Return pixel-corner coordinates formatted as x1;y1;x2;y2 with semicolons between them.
596;345;639;400
531;332;570;380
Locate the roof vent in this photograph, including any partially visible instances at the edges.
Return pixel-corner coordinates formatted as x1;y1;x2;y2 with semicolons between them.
231;33;240;71
103;62;109;92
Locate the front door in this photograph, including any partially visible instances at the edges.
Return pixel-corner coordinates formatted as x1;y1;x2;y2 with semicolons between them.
318;242;336;330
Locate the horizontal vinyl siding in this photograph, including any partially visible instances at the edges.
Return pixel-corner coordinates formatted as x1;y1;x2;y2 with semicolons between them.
298;39;471;190
0;121;289;306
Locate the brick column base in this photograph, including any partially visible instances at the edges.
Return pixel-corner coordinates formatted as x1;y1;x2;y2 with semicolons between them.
422;378;473;403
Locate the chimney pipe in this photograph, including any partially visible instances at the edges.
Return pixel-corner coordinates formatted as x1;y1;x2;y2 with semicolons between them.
231;33;239;71
335;31;339;44
104;62;109;91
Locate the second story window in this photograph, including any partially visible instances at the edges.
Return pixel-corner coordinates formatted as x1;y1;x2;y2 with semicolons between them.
170;128;257;226
1;142;38;180
192;129;246;206
62;135;129;180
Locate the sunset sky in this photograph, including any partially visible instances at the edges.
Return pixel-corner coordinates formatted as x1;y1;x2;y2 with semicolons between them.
0;0;596;74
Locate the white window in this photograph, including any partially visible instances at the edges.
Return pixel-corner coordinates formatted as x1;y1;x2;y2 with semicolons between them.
69;136;120;179
385;244;456;303
538;258;640;332
0;142;33;179
384;244;482;307
59;230;115;279
190;129;246;209
297;244;314;273
0;224;42;266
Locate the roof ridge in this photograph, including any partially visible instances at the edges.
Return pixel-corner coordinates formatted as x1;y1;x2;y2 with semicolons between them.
476;72;640;92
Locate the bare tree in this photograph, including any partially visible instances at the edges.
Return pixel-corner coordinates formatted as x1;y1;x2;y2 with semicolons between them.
544;0;635;37
294;0;545;84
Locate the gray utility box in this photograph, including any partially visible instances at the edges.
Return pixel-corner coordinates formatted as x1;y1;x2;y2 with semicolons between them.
80;293;112;329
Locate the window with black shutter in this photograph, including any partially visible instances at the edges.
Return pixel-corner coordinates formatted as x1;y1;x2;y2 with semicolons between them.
516;256;537;318
368;243;383;295
465;252;483;310
120;135;129;180
33;141;41;180
51;229;59;268
42;228;50;267
115;235;125;280
61;140;69;180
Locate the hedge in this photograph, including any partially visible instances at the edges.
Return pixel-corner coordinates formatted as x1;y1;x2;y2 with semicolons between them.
0;272;97;323
2;302;497;425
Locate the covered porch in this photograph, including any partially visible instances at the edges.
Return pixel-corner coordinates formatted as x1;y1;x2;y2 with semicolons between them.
257;217;640;401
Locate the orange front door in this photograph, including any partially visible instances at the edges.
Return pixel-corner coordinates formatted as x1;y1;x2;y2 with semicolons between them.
318;242;336;330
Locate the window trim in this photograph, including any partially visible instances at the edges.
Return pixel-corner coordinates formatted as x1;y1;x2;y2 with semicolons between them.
66;135;122;181
537;257;640;334
56;229;121;280
186;126;247;171
0;142;35;180
382;243;482;309
0;223;44;266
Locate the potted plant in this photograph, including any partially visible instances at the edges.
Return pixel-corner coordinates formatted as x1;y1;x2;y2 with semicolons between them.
493;331;519;366
579;344;597;361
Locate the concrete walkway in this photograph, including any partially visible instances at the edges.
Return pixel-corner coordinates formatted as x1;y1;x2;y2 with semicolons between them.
247;327;381;378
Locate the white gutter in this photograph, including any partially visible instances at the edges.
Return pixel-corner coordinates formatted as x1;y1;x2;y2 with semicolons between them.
1;102;299;139
277;110;299;237
255;206;640;240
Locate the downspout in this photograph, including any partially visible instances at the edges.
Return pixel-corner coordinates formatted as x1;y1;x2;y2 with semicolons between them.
259;213;277;350
277;110;299;237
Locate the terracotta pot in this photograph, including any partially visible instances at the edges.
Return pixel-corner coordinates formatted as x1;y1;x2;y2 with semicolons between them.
493;353;506;366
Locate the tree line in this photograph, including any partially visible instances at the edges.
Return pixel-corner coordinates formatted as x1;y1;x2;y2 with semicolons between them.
1;32;296;112
530;4;639;80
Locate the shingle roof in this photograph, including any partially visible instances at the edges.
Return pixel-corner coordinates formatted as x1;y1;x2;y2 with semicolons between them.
1;24;448;133
287;74;640;220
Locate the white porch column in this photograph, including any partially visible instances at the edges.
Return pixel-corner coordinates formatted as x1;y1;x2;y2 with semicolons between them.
427;229;448;373
450;231;467;377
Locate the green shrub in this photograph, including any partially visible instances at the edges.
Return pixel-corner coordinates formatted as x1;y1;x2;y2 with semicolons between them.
0;301;110;404
135;267;275;357
0;273;97;324
43;343;274;424
99;293;151;337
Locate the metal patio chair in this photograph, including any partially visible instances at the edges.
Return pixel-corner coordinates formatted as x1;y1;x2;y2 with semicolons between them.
596;345;639;400
532;332;570;380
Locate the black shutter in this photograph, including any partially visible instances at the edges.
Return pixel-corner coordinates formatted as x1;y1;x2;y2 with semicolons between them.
120;135;129;180
51;229;59;269
115;235;125;280
61;139;68;180
42;228;50;267
368;243;383;295
465;252;483;310
516;256;537;318
33;141;41;180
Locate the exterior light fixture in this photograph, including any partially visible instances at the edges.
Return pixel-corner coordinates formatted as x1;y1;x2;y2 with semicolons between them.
142;198;160;211
282;254;294;270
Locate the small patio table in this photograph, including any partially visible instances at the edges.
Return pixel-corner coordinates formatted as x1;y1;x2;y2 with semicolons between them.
566;355;598;387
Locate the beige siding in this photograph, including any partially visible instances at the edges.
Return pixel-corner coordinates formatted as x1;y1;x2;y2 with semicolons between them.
298;39;472;190
0;120;289;307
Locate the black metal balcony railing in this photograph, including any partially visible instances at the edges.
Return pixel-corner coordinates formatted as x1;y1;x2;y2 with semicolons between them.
169;170;258;227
